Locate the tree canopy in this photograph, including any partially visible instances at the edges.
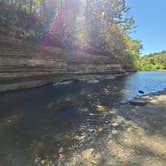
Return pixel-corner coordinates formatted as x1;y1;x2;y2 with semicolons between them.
0;0;142;70
139;51;166;70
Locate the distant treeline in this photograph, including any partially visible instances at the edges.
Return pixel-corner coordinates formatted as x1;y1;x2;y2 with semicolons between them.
0;0;142;70
139;51;166;70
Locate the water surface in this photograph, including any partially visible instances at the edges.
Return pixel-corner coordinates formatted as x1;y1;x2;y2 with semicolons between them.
0;71;166;165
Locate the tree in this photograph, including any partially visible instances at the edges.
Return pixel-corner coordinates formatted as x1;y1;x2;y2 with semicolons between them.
139;51;166;70
29;0;33;14
0;0;142;70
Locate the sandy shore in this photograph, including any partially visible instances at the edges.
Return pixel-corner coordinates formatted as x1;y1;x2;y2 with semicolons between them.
63;90;166;166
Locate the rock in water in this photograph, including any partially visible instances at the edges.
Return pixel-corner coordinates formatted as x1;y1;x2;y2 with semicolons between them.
96;105;106;112
87;79;99;84
53;81;71;86
112;129;118;135
129;99;147;106
138;90;145;94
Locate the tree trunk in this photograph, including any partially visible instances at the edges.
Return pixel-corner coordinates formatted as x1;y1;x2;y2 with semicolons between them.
30;0;33;14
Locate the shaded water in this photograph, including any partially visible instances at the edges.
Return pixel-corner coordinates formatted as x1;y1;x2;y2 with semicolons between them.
0;71;166;165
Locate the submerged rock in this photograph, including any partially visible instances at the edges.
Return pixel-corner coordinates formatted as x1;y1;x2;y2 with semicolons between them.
95;75;104;81
53;79;80;86
53;80;73;86
74;134;86;141
87;79;99;84
120;100;127;105
112;122;119;127
104;88;110;94
129;99;147;106
96;105;106;112
111;129;118;135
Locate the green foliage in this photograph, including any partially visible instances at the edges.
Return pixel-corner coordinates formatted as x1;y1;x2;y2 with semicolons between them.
123;36;142;70
0;0;142;71
139;51;166;70
0;3;18;34
0;2;42;39
85;0;142;71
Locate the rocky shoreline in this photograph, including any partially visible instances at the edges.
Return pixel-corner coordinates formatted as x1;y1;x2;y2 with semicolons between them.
0;72;126;93
52;90;166;166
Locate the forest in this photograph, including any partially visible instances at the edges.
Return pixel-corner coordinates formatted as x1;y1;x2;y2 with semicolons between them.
0;0;142;70
139;51;166;70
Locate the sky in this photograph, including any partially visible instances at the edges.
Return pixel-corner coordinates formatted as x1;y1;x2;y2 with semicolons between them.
126;0;166;55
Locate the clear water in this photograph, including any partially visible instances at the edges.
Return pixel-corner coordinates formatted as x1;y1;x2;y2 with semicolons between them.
0;71;166;165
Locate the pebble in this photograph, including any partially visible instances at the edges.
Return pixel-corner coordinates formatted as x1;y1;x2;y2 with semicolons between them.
41;160;45;164
131;109;136;112
74;135;86;141
96;105;106;112
112;122;119;127
112;129;118;135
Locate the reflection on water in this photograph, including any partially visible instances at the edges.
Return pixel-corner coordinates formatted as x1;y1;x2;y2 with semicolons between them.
0;71;166;165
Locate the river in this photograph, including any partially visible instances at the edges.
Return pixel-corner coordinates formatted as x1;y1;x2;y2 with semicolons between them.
0;71;166;165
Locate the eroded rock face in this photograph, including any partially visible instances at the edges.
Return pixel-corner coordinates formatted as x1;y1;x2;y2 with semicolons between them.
0;37;124;92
